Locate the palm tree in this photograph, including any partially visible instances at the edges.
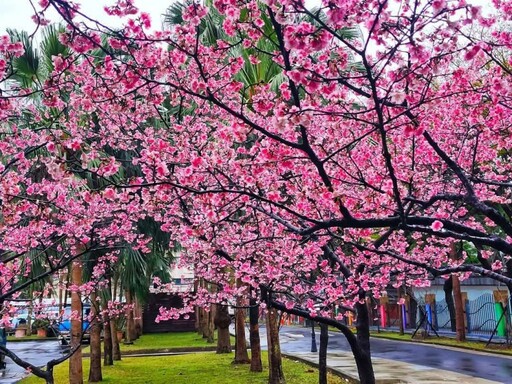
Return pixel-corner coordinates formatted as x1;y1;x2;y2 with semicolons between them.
7;25;70;92
115;218;173;344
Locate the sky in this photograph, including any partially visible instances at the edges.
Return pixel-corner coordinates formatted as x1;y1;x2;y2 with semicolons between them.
0;0;493;38
0;0;172;35
0;0;324;40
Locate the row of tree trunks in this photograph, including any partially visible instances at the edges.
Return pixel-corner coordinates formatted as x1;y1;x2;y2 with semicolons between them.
195;280;216;343
196;304;215;343
195;295;264;374
66;264;128;384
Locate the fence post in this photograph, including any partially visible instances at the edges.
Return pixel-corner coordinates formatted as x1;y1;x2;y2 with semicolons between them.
401;302;407;331
425;294;436;330
379;296;388;328
494;291;508;338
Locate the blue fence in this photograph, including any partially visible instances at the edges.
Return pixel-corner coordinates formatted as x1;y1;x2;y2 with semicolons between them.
374;293;509;338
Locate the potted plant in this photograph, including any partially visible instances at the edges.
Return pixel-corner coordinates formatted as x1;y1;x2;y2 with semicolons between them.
14;323;28;338
33;318;50;338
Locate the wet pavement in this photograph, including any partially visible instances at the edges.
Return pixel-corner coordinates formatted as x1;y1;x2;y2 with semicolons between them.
276;326;512;383
0;340;64;383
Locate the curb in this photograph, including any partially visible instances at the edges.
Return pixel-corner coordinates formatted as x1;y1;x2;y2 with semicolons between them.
82;346;217;357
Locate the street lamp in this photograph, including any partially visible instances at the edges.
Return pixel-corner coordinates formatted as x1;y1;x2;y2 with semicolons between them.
311;321;317;353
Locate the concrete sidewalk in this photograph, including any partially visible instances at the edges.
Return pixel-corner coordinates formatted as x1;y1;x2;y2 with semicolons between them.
285;350;499;383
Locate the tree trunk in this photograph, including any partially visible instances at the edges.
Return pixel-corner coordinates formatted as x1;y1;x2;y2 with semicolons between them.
101;288;113;366
407;288;418;328
215;305;232;353
110;319;121;360
133;297;143;339
197;279;208;337
249;298;262;372
124;290;135;344
194;280;201;333
233;306;249;362
203;281;216;343
27;301;33;336
233;281;250;364
63;268;70;319
355;301;375;384
103;314;113;366
449;243;466;341
88;292;102;383
69;261;83;384
319;323;328;384
58;272;64;315
443;276;457;332
452;274;466;342
198;306;207;337
196;307;201;334
266;307;285;384
206;304;216;343
398;287;404;335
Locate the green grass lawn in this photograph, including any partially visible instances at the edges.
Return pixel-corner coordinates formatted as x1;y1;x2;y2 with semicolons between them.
118;331;224;351
20;352;345;384
82;331;235;354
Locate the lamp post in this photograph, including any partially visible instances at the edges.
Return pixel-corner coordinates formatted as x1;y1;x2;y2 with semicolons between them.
311;321;317;353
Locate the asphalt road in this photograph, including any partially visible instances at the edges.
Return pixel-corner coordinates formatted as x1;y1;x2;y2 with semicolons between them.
0;340;64;383
277;326;512;383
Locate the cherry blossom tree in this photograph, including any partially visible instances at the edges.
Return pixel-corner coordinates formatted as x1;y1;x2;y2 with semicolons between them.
2;0;512;383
